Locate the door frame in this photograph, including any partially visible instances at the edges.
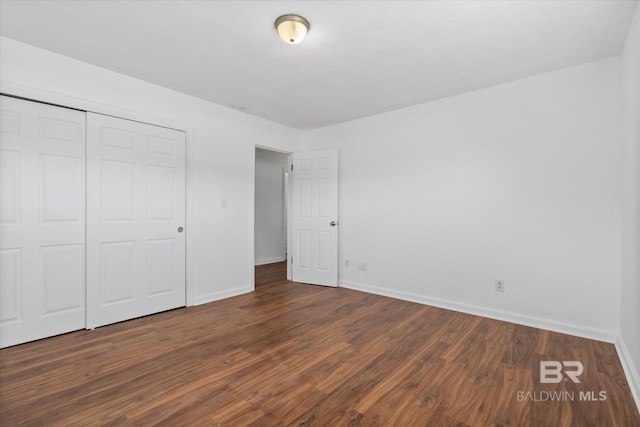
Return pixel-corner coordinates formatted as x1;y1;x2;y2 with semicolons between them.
251;145;293;288
0;80;196;307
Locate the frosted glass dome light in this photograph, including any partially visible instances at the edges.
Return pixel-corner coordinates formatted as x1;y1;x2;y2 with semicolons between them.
275;14;310;44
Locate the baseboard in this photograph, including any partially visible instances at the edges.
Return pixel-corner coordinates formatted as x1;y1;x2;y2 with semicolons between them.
254;257;286;266
191;285;253;306
615;335;640;412
339;279;617;343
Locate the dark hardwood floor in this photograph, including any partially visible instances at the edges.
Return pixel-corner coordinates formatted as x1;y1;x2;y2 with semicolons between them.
1;261;638;426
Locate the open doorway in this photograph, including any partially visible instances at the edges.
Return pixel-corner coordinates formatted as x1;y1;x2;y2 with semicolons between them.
254;147;289;287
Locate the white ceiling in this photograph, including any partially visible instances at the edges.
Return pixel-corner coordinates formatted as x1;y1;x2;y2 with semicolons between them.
0;0;636;130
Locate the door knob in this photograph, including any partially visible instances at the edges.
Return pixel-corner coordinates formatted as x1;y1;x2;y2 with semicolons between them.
330;221;337;227
178;227;184;233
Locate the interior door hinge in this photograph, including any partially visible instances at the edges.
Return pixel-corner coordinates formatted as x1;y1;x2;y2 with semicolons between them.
291;164;294;171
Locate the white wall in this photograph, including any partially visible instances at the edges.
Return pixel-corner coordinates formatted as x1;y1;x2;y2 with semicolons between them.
0;37;304;306
255;148;288;265
620;4;640;408
307;58;622;340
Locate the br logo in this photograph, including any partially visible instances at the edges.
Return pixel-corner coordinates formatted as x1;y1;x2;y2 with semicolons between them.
540;361;584;383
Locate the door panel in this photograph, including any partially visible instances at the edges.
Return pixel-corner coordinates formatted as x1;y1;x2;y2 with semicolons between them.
101;160;136;221
0;95;86;348
147;165;175;220
41;244;84;314
41;154;83;222
0;249;21;323
0;150;20;224
86;113;186;328
101;241;136;304
148;239;176;295
291;151;338;286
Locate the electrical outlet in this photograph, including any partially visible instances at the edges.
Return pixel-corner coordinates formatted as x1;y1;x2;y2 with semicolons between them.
495;280;505;292
357;261;367;271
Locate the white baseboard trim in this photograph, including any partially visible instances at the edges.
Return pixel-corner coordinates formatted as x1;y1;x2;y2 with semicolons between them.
191;285;252;306
615;335;640;412
339;279;617;343
254;257;286;266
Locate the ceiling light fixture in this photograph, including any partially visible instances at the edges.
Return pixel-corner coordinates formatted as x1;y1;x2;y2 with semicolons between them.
275;14;310;44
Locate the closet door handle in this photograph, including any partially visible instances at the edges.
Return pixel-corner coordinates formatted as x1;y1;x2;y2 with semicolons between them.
178;227;184;233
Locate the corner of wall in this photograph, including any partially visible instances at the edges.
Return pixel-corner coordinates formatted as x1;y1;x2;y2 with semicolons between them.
615;335;640;411
620;0;640;415
300;130;310;151
191;285;253;307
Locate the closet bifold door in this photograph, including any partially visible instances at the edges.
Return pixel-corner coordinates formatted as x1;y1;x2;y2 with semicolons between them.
86;113;186;329
0;95;86;348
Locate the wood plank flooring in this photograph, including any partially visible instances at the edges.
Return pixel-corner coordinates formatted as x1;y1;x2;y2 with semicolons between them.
1;261;638;426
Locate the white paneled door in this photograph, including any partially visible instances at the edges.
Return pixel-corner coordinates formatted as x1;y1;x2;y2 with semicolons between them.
86;113;186;329
291;151;339;286
0;96;86;347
